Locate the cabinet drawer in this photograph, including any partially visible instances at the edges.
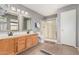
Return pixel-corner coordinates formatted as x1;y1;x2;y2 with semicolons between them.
18;38;25;41
17;44;25;52
26;39;32;49
17;37;26;52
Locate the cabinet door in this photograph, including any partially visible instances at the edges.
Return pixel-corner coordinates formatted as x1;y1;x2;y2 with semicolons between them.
32;35;38;46
17;37;26;52
0;39;9;55
9;39;15;55
26;36;32;49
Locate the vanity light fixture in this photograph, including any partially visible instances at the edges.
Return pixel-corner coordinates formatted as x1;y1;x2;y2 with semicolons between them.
17;8;20;12
21;10;24;14
25;12;28;15
11;7;16;11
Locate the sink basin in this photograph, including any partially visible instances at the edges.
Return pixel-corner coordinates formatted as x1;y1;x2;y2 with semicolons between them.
13;32;27;36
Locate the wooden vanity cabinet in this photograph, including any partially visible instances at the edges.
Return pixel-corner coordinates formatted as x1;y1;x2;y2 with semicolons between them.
0;39;10;55
25;36;32;49
0;34;38;55
32;35;38;46
9;39;15;55
25;34;38;49
0;39;15;55
16;36;26;53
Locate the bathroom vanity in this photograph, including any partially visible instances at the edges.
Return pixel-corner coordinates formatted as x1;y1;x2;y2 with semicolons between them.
0;5;39;55
0;34;38;55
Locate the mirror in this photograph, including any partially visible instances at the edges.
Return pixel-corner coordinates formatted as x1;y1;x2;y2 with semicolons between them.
6;14;19;31
23;17;31;31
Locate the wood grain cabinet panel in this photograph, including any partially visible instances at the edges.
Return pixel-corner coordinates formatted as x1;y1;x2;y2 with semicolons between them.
26;36;32;49
0;39;16;55
32;35;38;46
0;34;38;55
0;39;10;55
9;39;15;55
17;36;26;52
25;35;38;49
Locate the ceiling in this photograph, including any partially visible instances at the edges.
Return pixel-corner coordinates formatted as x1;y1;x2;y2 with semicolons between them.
23;4;69;16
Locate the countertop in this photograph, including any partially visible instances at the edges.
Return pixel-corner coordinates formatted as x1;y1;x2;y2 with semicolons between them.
0;32;37;39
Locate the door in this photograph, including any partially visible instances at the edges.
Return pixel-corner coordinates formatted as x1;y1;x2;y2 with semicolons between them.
40;20;48;39
40;19;57;41
46;20;56;40
60;9;76;47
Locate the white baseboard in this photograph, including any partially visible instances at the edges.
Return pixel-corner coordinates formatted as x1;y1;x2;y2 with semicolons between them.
60;42;77;48
45;39;57;43
45;39;78;49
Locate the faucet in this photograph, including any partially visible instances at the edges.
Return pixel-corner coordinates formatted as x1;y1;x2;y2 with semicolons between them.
8;32;13;36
